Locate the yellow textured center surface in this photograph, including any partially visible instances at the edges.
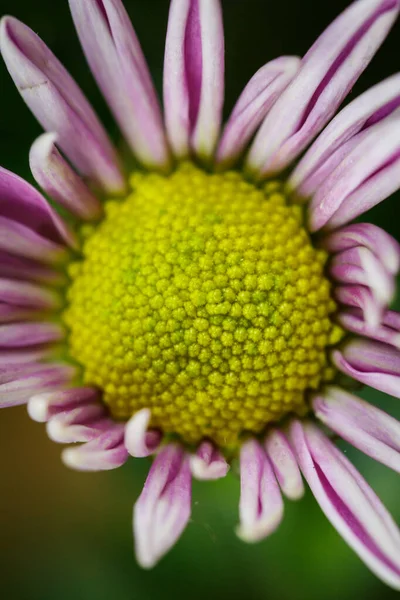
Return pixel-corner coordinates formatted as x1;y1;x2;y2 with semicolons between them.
63;163;341;447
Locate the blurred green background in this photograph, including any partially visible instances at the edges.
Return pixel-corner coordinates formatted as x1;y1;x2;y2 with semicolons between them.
0;1;400;599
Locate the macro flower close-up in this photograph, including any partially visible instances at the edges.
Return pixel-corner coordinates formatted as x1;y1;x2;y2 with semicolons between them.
1;0;400;594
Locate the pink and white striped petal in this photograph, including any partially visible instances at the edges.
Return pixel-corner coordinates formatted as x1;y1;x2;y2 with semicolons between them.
190;440;229;480
313;386;400;474
0;363;76;408
290;72;400;192
0;166;75;253
216;56;300;168
28;386;100;423
322;224;400;276
332;339;400;398
62;424;128;471
0;17;124;193
30;133;102;221
246;0;400;178
337;309;400;349
134;444;191;568
264;429;304;500
290;420;400;589
308;113;400;231
69;0;170;170
0;278;61;310
237;439;283;543
0;322;64;347
46;402;110;444
163;0;224;159
334;285;382;329
124;408;162;458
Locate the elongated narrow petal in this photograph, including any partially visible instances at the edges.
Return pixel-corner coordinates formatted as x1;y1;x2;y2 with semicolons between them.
322;224;400;276
163;0;224;159
0;304;40;324
290;420;400;589
46;403;109;443
290;73;400;191
237;439;283;543
337;309;400;349
62;424;128;471
124;408;162;458
0;278;60;309
0;166;75;252
0;322;64;347
28;386;100;422
134;444;191;568
246;0;400;177
0;363;76;407
264;429;304;500
332;339;400;398
216;57;300;167
30;133;102;221
0;251;63;286
309;113;400;231
0;16;124;193
69;0;170;169
313;387;400;473
335;285;382;328
190;440;229;480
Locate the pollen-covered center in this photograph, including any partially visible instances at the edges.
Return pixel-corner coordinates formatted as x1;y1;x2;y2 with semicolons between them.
63;163;341;447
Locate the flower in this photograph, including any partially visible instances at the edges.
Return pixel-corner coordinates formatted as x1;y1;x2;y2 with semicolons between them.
1;0;400;586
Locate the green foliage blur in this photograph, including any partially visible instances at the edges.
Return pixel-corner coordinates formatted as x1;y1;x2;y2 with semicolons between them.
0;1;399;599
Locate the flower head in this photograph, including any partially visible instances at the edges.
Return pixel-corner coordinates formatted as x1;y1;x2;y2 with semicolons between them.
1;0;400;587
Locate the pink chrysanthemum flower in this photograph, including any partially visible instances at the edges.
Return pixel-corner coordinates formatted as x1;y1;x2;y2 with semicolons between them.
1;0;400;585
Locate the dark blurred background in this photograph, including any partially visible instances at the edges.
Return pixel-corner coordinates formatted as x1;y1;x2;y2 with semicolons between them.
0;1;399;599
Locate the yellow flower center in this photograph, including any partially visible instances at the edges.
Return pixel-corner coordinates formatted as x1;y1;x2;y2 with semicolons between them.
63;163;342;448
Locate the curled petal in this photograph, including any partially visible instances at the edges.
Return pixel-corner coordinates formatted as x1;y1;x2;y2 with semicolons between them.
237;439;283;543
46;403;109;443
163;0;224;159
291;73;400;192
264;429;304;500
69;0;170;169
28;386;100;422
246;0;400;177
216;56;300;167
313;386;400;473
190;440;229;480
62;424;128;471
322;224;400;276
0;166;75;253
124;408;162;458
134;444;191;568
0;16;124;193
30;133;103;221
334;285;382;328
332;339;400;398
290;420;400;589
308;114;400;231
0;363;76;407
0;322;64;347
337;308;400;349
0;278;60;309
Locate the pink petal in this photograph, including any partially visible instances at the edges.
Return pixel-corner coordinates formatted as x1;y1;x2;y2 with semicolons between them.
163;0;224;159
332;339;400;398
46;402;109;443
62;424;128;471
28;386;100;422
216;56;300;167
334;285;382;328
237;439;283;543
0;278;60;310
30;133;103;221
0;16;125;193
134;444;191;568
190;440;229;480
0;251;63;285
313;386;400;473
337;308;400;349
124;408;162;458
246;0;400;177
0;322;64;347
69;0;170;170
290;420;400;589
308;113;400;231
291;72;400;192
264;428;304;500
322;223;400;276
